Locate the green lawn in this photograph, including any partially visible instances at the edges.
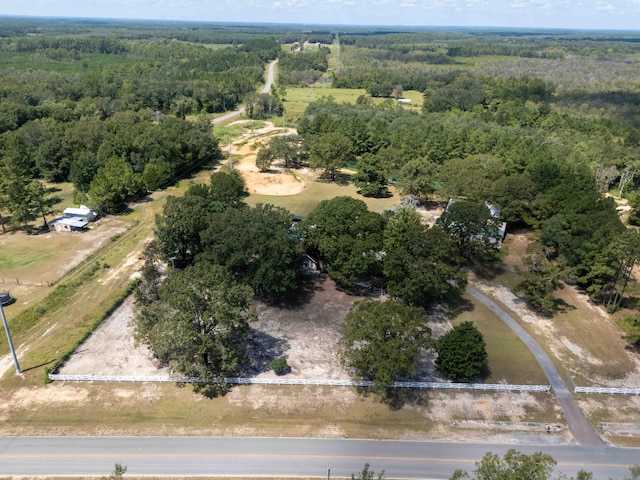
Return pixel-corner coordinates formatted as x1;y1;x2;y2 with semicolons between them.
452;293;548;385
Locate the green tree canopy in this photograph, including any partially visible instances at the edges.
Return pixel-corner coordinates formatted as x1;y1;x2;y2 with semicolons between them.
208;170;248;209
439;200;502;265
436;321;487;383
515;243;563;317
450;449;556;480
303;196;385;286
340;298;431;391
155;192;218;268
135;261;256;397
352;153;389;198
351;463;385;480
200;203;303;302
383;207;466;307
306;132;355;182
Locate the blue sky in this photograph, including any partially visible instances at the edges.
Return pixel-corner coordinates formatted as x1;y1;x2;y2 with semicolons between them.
2;0;640;30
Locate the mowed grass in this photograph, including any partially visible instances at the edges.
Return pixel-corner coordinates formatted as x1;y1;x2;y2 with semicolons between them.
479;232;638;385
0;380;561;438
247;173;400;216
283;86;423;123
452;293;548;385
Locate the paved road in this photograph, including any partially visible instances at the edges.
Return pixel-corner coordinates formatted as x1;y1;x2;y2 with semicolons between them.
0;436;634;478
212;59;277;125
468;286;603;446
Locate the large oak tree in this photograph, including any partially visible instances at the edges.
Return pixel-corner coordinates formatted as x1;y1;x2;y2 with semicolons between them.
303;196;385;286
135;261;257;397
340;298;431;391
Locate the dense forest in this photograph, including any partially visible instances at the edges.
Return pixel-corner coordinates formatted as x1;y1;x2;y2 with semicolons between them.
290;27;640;316
0;19;283;218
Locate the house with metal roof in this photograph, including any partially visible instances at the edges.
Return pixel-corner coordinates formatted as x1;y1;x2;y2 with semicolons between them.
49;205;98;233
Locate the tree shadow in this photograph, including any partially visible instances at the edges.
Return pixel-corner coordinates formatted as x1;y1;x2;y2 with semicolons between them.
357;190;394;199
269;273;327;310
474;260;508;281
241;329;290;376
479;362;492;381
382;387;430;411
621;295;640;310
444;290;475;317
553;298;576;314
316;171;352;186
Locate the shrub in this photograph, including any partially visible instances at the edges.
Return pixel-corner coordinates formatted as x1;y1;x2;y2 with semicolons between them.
270;357;289;375
619;315;640;346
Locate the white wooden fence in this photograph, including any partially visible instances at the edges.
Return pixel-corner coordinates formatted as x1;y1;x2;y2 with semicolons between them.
47;373;550;392
574;386;640;395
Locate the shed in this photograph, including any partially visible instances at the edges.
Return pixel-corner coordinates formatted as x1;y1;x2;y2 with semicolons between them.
51;217;89;233
50;204;98;233
62;205;97;222
302;254;321;273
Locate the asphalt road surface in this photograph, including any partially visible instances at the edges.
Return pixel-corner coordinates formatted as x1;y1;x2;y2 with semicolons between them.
0;436;636;478
212;59;277;125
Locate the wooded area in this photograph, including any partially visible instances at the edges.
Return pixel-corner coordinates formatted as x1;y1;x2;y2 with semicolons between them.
2;17;640;391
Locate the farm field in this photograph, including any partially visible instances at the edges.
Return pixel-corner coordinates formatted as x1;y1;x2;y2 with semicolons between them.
283;87;423;123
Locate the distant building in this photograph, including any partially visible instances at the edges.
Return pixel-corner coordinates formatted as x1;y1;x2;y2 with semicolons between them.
398;98;412;104
49;205;98;233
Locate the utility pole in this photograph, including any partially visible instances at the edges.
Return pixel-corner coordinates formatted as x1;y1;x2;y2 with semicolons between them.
0;302;21;375
229;137;232;170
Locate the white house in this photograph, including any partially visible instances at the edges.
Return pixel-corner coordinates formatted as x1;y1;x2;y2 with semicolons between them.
50;205;98;233
62;205;97;222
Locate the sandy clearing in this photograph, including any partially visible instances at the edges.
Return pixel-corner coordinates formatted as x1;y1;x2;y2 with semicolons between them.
223;122;309;196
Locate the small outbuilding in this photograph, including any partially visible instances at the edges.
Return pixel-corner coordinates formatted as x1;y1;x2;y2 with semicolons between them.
302;254;322;273
49;205;98;233
62;205;97;222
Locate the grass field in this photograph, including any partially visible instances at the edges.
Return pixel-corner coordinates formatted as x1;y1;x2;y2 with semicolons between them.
478;233;639;387
283;87;423;123
452;293;548;385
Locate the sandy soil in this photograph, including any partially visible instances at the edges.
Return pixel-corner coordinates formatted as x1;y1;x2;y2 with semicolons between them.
225;122;309;196
58;274;453;383
51;274;567;442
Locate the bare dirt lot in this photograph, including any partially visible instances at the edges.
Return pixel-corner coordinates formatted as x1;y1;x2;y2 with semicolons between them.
225;122;309;196
52;274;565;443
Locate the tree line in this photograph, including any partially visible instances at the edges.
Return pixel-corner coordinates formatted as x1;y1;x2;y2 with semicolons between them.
0;33;285;223
294;92;640;312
